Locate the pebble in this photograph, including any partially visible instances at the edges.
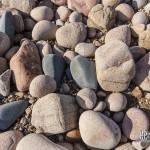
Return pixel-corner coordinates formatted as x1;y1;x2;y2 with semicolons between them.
0;69;11;96
10;40;42;91
122;107;149;140
0;32;10;56
74;143;87;150
69;11;82;22
51;0;67;6
87;4;115;30
131;24;145;38
113;111;124;123
39;0;53;7
60;83;70;94
102;0;120;7
5;46;19;60
32;20;58;41
115;143;136;150
53;44;65;56
29;75;57;98
63;50;77;64
115;3;134;22
76;88;97;110
88;28;97;38
79;110;121;149
144;3;150;14
0;100;28;130
59;143;73;150
31;93;78;134
16;133;68;150
42;54;65;85
95;40;135;92
66;129;81;142
24;18;36;31
0;130;23;150
70;55;97;89
56;19;64;26
105;25;131;46
56;6;71;21
30;6;54;22
93;101;106;112
0;57;8;74
132;140;150;150
56;22;87;48
132;12;148;25
75;43;96;57
68;0;99;16
135;52;150;91
132;0;147;10
0;10;15;39
106;93;127;112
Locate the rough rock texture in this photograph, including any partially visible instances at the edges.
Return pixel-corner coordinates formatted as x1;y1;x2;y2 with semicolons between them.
95;40;135;92
0;130;23;150
10;40;42;91
16;134;68;150
79;110;121;149
31;93;78;134
87;4;115;30
56;22;87;48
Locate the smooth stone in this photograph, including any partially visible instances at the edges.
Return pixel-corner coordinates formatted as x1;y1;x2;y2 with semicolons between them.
0;10;15;39
69;11;82;23
135;52;150;91
0;130;23;150
75;43;96;57
122;107;149;140
95;40;135;92
93;101;106;112
79;110;121;149
53;44;65;56
31;93;78;134
0;57;8;74
56;22;87;48
132;12;148;25
56;6;71;21
51;0;67;6
59;143;73;150
88;28;97;38
132;140;150;150
106;93;127;112
16;134;68;150
70;55;97;89
131;24;145;38
132;0;147;9
24;18;36;31
115;143;136;150
30;6;54;22
42;54;65;85
32;20;58;41
113;111;124;123
102;0;120;7
63;50;77;64
115;3;134;22
29;75;57;98
66;129;81;142
0;32;10;56
68;0;99;16
0;100;28;130
56;19;64;26
87;4;115;30
74;143;87;150
0;69;11;96
39;0;54;8
10;40;42;91
129;46;146;62
76;88;97;110
105;25;131;46
2;0;36;14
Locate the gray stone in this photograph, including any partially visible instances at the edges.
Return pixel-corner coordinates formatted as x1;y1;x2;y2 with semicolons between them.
0;100;28;130
93;101;106;112
70;55;97;89
115;143;136;150
69;11;82;23
132;0;147;9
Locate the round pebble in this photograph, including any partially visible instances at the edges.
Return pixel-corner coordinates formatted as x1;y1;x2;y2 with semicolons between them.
113;111;124;123
63;50;76;64
69;11;82;22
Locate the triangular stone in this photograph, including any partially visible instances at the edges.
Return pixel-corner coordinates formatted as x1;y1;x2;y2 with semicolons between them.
0;100;28;130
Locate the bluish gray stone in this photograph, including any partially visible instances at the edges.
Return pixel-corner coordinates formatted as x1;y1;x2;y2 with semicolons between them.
0;100;28;130
42;54;66;85
70;55;97;89
0;10;15;39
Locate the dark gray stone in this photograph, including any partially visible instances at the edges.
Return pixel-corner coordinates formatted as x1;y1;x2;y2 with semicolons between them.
70;55;97;89
0;10;15;39
42;54;66;85
0;100;28;130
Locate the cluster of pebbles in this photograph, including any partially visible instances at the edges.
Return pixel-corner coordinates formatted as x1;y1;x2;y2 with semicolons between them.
0;0;150;150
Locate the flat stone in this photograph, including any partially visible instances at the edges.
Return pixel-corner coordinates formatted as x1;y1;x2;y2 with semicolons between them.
10;40;42;91
42;54;66;85
0;10;15;39
0;69;11;96
95;40;135;92
79;110;121;149
0;100;28;130
0;130;23;150
31;93;78;134
16;134;68;150
70;55;97;89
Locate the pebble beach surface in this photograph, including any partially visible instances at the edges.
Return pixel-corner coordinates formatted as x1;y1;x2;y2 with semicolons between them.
0;0;150;150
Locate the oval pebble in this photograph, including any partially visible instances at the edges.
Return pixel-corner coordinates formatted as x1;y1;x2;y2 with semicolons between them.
69;11;82;23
